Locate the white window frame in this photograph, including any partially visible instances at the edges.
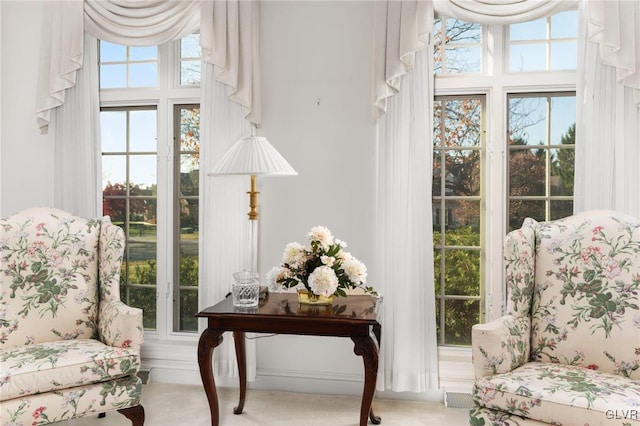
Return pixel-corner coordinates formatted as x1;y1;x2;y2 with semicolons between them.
434;20;577;392
99;40;201;346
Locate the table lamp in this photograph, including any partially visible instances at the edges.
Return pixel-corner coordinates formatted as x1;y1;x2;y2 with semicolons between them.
208;134;297;271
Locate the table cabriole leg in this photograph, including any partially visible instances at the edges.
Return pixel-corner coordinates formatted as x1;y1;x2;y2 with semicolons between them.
198;328;224;426
352;335;381;426
233;331;247;414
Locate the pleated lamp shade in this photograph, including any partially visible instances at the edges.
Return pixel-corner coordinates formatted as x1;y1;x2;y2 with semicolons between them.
208;136;297;176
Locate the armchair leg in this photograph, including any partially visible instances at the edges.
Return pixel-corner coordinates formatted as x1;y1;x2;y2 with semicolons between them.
118;405;145;426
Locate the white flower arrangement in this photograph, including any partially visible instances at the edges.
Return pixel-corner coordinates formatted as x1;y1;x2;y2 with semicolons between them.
267;226;377;298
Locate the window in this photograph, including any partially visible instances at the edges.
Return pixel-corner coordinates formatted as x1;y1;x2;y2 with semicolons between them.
433;96;484;345
173;104;200;331
99;42;158;88
101;107;159;329
433;12;577;345
508;93;576;230
508;11;578;72
99;36;202;336
434;18;482;74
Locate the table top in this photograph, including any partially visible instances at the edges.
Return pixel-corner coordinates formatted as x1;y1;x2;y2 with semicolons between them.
196;292;382;337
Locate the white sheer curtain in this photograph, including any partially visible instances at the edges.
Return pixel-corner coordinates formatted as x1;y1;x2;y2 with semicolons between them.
575;0;640;217
375;48;437;393
372;0;578;393
37;0;261;379
52;32;101;218
373;0;436;393
199;74;255;379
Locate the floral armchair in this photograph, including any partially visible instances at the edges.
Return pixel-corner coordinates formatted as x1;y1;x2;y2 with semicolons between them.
0;208;144;425
470;210;640;426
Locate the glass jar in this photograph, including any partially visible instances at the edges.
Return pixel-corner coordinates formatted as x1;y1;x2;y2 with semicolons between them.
232;270;260;307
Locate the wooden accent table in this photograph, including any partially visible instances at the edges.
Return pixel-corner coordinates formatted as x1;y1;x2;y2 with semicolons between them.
196;293;382;426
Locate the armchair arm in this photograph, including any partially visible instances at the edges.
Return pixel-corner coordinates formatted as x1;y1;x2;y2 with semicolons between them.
471;314;530;378
98;300;144;352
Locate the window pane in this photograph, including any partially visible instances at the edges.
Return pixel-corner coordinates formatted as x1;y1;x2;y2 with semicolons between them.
433;102;443;146
551;200;573;220
444;99;482;147
129;199;156;232
102;155;126;189
129;155;157;191
103;192;126;225
551;11;578;39
509;97;547;145
550;96;576;145
179;289;198;332
509;199;545;231
444;250;480;295
551;148;574;196
444;299;479;345
432;154;442;196
100;64;126;88
181;34;201;58
100;41;126;62
129;46;157;61
434;18;482;75
128;287;157;329
180;107;200;152
101;111;126;152
130;110;157;152
174;104;200;333
180;161;199;196
445;19;481;44
444;200;480;241
509;44;546;71
510;18;546;41
551;41;577;70
130;63;158;87
445;47;481;73
509;149;546;196
181;60;201;85
128;243;157;280
444;151;481;196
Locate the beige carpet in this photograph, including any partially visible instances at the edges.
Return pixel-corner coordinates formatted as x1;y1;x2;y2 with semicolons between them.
64;383;470;425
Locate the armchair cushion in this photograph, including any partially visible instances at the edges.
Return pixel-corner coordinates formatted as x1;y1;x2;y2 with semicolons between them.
1;375;141;425
0;339;139;401
1;211;101;346
474;362;640;425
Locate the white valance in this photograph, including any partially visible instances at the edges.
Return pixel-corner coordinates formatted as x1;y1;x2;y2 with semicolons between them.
84;0;200;46
434;0;577;24
586;0;640;103
372;0;433;121
373;0;578;121
36;0;261;132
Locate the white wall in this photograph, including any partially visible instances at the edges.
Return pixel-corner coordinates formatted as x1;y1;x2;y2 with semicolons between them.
255;0;377;394
0;1;458;400
0;1;55;217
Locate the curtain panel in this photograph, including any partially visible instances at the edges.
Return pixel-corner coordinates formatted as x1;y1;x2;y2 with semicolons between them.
37;0;261;380
372;0;437;393
586;0;640;103
371;0;579;393
52;32;102;218
575;0;640;217
36;0;261;132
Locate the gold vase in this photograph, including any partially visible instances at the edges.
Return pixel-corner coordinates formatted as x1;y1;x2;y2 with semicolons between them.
297;289;334;305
